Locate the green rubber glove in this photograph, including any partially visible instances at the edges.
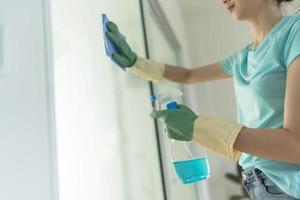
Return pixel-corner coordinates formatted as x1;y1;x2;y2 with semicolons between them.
105;21;137;68
151;104;198;141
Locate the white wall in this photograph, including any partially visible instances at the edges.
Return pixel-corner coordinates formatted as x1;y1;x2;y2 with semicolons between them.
157;0;191;66
0;0;58;200
281;0;300;14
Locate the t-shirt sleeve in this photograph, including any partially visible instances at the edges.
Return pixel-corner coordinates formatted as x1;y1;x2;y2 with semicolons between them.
283;19;300;69
218;50;240;76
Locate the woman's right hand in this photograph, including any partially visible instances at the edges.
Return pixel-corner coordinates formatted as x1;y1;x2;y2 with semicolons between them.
105;21;165;83
105;21;138;69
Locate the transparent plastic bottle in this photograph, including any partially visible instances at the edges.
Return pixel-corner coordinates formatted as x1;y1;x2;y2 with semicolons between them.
151;89;210;184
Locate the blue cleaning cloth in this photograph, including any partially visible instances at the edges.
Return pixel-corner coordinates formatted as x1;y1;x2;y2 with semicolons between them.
101;13;126;70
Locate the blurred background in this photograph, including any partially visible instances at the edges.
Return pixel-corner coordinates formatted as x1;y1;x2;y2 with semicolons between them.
0;0;299;200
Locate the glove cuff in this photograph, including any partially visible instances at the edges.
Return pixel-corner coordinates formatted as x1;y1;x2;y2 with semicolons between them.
192;116;244;161
127;57;166;83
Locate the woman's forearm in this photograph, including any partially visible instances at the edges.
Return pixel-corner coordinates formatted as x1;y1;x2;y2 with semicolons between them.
163;62;231;84
234;127;300;164
163;64;190;84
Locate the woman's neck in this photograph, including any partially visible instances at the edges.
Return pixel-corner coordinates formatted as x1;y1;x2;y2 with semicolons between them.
248;6;283;48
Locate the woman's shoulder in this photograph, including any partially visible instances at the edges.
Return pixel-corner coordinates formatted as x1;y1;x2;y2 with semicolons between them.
276;14;300;39
286;13;300;27
285;13;300;37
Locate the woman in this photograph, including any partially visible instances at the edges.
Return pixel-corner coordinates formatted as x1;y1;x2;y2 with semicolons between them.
105;0;300;199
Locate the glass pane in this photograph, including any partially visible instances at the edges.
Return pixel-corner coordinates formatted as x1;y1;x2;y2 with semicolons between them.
143;1;198;200
51;0;164;199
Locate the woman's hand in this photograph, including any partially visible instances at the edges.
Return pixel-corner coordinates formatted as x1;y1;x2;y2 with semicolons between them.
151;104;198;141
152;103;244;161
105;21;137;69
105;21;165;83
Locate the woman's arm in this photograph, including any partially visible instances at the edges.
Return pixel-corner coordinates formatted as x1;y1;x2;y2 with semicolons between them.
234;127;300;164
234;57;300;164
163;62;231;84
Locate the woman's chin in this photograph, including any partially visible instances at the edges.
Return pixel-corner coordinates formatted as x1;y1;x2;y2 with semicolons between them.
232;13;246;21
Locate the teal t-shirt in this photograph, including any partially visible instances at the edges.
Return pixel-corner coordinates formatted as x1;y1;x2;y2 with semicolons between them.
219;13;300;198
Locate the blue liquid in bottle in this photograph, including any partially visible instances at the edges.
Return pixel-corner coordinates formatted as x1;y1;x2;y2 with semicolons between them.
173;157;210;184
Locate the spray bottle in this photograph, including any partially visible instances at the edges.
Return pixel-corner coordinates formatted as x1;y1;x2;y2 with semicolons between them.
151;90;210;184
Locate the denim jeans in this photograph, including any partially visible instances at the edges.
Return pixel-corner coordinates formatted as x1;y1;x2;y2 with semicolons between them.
241;168;299;200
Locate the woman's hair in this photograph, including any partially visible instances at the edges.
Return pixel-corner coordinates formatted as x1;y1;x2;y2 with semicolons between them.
276;0;294;4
